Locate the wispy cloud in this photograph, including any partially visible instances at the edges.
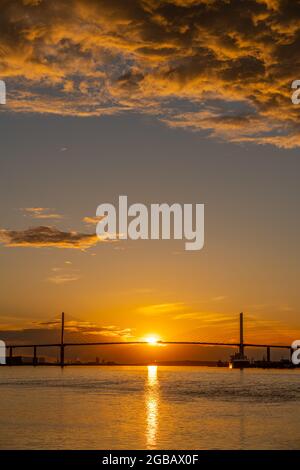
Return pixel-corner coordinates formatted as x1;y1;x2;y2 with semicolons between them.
179;311;300;345
47;267;81;284
47;274;80;284
137;302;186;316
21;207;63;220
173;311;234;323
46;264;81;284
211;296;227;302
83;215;106;225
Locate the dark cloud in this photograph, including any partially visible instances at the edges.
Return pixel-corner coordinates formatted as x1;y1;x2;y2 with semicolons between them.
1;0;300;147
0;320;133;361
32;319;132;338
0;319;132;343
0;225;99;249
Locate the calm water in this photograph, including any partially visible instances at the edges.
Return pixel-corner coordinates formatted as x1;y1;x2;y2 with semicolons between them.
0;366;300;449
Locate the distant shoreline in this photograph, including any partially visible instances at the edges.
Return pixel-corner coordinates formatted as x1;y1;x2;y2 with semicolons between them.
2;359;298;369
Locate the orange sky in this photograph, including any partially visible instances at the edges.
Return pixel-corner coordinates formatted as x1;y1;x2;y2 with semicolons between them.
1;0;300;359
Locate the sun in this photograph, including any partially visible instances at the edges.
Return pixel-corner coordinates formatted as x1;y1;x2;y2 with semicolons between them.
145;335;160;345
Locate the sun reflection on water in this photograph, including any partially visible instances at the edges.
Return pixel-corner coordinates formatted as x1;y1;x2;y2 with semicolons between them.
146;365;159;449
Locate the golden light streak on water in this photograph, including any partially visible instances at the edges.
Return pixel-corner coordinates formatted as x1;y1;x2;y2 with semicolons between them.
146;365;159;448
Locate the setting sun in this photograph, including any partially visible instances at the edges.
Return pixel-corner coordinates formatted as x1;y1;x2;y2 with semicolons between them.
145;336;160;345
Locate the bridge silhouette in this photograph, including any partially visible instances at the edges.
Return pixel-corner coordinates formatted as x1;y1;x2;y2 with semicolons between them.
5;312;293;366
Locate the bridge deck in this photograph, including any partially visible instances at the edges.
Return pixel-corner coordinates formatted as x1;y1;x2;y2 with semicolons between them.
5;341;291;349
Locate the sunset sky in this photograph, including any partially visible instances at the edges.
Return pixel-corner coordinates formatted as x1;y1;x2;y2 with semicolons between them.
0;0;300;359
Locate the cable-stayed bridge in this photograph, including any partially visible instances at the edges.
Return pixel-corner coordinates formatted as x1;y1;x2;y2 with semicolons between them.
4;312;293;366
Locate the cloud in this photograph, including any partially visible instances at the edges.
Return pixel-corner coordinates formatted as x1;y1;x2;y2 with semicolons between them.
47;270;81;285
33;319;133;338
0;319;133;348
137;302;185;315
46;264;81;284
1;0;300;147
0;225;99;249
83;215;106;225
21;207;63;220
179;311;300;345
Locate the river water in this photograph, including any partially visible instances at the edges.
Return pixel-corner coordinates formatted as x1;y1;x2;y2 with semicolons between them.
0;366;299;449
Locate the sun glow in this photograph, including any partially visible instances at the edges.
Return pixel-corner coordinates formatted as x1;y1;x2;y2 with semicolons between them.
145;335;160;345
